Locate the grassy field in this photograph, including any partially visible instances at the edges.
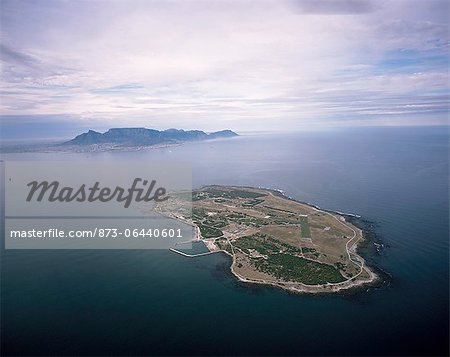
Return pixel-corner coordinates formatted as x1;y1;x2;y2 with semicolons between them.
300;216;311;238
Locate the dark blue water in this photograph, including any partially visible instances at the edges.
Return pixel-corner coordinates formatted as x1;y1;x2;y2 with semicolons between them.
1;127;449;355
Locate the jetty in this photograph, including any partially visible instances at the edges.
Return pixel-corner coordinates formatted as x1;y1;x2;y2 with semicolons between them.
169;248;218;258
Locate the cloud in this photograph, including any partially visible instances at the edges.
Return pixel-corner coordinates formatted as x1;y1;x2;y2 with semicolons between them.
292;0;377;15
0;44;41;68
0;0;448;130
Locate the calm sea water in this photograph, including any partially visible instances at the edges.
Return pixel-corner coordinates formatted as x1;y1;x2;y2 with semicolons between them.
1;127;449;356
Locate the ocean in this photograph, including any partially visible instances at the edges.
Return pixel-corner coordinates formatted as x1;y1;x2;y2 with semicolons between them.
1;126;449;355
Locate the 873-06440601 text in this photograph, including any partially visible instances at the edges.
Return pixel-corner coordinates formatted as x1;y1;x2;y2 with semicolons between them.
8;228;184;239
4;161;193;249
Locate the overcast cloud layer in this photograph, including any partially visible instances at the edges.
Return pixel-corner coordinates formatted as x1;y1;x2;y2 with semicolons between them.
0;0;449;132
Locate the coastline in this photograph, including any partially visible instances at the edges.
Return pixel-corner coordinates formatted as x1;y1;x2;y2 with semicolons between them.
217;225;377;295
189;186;384;294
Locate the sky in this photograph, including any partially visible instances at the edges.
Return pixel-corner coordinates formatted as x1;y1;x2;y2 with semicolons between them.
0;0;449;136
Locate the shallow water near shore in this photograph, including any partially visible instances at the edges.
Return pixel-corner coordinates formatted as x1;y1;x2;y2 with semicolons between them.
1;126;449;355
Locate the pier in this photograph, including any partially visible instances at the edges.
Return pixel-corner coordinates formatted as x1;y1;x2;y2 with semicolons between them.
169;248;218;258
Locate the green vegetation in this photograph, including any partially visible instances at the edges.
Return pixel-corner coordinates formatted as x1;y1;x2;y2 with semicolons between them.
237;217;268;227
302;247;316;253
302;247;320;258
233;234;280;255
242;198;265;207
300;216;311;238
192;208;208;220
253;254;345;285
262;205;294;213
196;222;223;238
232;233;303;256
192;207;228;236
203;218;228;228
226;212;246;219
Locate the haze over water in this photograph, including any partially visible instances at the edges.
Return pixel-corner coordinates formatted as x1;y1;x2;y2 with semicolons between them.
1;126;448;356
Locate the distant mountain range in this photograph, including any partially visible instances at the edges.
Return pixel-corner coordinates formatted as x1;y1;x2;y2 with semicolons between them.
64;128;238;146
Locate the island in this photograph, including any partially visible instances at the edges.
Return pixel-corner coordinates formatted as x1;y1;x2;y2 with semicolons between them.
156;185;378;294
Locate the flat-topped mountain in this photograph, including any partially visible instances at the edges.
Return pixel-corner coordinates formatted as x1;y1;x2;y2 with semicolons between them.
64;128;238;146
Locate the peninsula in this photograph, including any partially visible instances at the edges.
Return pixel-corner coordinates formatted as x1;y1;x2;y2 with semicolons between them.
157;186;378;294
1;128;238;153
64;127;238;147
